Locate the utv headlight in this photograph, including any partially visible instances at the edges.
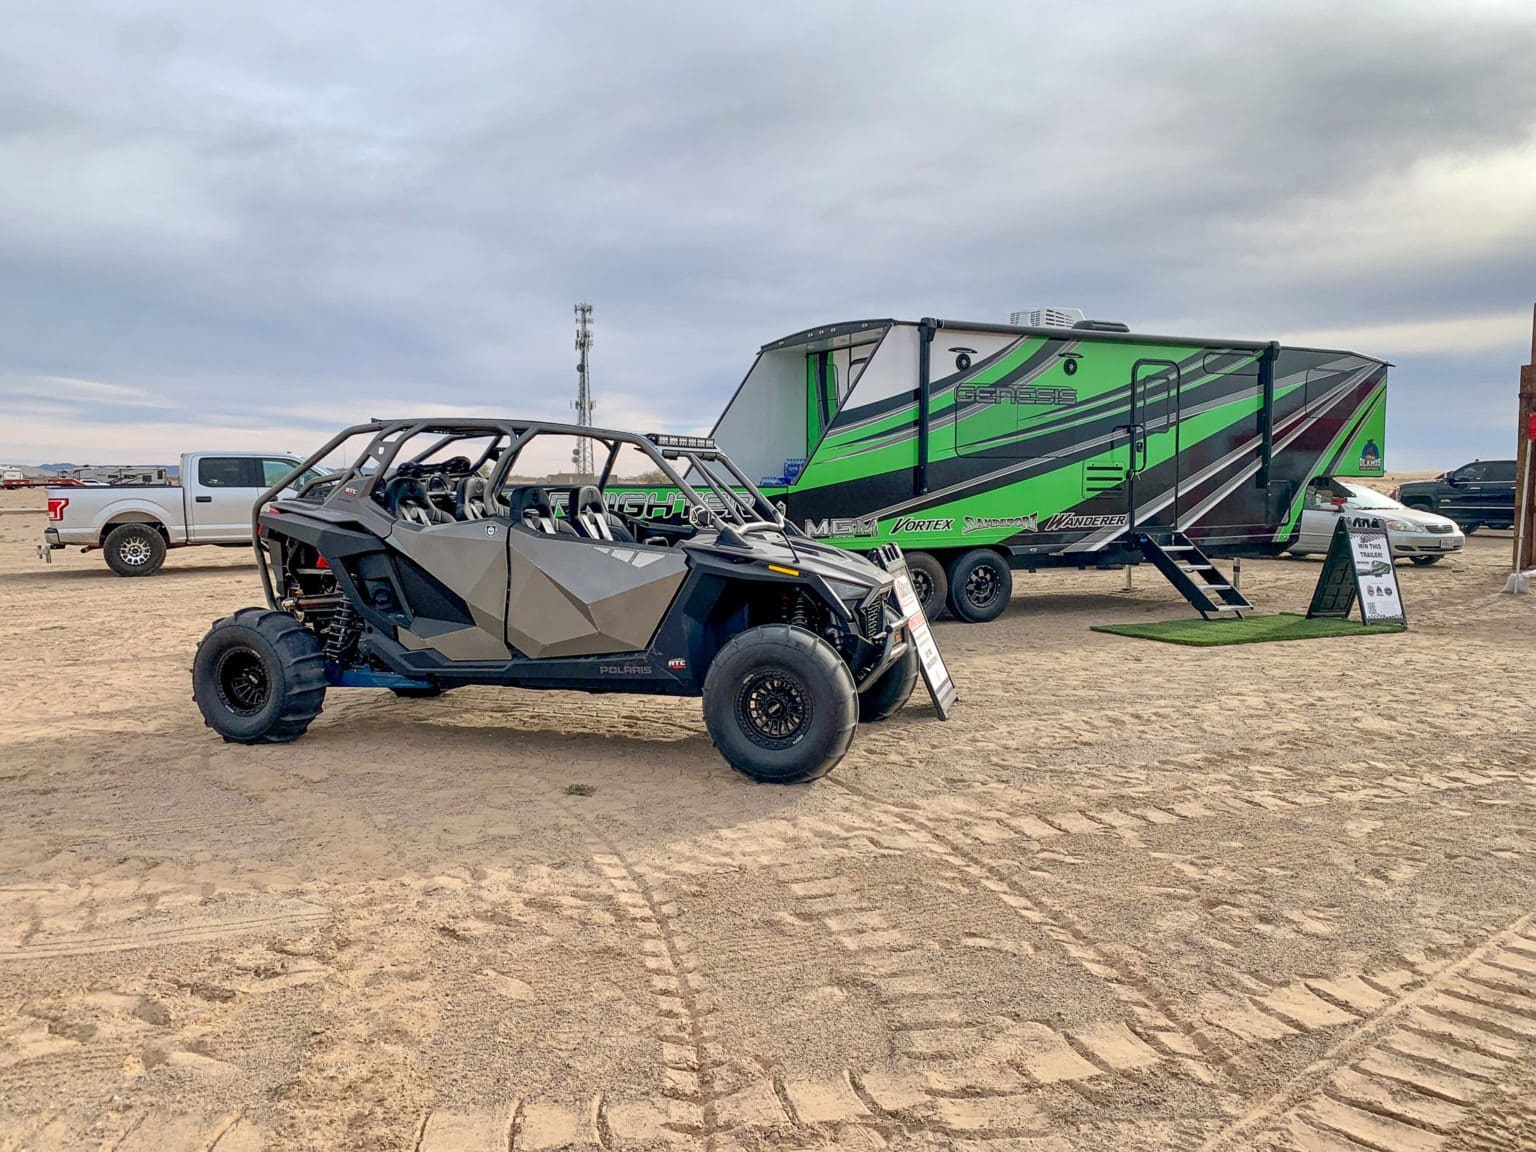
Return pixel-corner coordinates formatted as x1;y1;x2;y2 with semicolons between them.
826;579;872;604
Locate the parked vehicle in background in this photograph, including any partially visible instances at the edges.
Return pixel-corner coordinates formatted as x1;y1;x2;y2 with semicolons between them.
1289;478;1464;565
41;451;328;576
1391;460;1517;534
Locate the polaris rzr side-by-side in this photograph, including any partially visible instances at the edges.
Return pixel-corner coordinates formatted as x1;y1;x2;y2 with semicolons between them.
192;419;941;783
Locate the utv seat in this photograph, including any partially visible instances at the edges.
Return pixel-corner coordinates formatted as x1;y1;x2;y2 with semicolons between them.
455;475;490;520
505;486;578;536
564;485;613;540
385;476;455;526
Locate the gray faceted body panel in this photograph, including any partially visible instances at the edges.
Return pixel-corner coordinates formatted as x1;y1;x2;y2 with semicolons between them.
506;532;688;658
388;518;512;661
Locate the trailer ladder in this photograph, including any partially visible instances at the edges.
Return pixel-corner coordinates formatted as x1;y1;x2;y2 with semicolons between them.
1136;531;1253;620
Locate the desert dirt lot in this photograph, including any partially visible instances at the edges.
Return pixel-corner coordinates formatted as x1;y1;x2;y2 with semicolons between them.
2;488;1535;1152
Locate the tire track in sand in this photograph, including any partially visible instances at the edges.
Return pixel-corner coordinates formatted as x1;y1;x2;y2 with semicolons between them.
1203;911;1536;1151
826;777;1231;1092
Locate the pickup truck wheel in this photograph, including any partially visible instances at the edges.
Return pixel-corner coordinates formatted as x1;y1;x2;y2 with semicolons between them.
702;624;856;784
858;644;919;722
193;608;327;743
1458;521;1481;535
945;548;1013;623
103;523;166;577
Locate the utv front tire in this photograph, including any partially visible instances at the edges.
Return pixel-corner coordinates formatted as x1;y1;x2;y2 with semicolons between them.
702;625;857;784
903;551;948;620
858;644;919;722
946;548;1012;623
104;523;167;577
193;609;326;744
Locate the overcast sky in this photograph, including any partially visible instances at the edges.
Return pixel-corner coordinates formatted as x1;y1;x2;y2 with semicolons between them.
2;0;1534;469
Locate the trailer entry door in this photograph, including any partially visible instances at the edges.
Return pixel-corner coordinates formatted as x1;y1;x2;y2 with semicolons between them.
1125;360;1181;535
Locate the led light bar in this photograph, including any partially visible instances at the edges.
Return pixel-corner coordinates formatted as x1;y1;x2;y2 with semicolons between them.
646;433;717;450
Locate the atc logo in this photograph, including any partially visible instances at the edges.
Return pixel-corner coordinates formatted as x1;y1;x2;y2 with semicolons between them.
1359;439;1382;471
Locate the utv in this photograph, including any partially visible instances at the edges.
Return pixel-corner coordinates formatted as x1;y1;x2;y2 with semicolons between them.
191;419;926;783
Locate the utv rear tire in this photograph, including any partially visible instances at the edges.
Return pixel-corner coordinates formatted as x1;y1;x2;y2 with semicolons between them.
858;644;919;722
946;548;1012;623
193;609;326;744
104;523;166;577
702;624;857;784
904;552;948;620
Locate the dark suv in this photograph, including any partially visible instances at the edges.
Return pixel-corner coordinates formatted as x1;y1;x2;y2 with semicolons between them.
1391;459;1517;533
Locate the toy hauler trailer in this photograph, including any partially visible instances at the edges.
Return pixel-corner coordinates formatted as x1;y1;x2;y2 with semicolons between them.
608;316;1388;621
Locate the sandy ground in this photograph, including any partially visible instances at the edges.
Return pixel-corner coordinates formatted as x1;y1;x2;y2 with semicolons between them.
2;483;1535;1152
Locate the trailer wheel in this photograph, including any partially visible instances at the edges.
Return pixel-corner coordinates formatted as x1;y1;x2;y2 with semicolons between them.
103;523;166;577
946;549;1012;623
702;625;856;784
858;644;918;722
903;552;948;620
193;608;327;744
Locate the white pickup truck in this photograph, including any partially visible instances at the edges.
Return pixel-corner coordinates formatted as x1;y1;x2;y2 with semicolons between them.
41;451;327;576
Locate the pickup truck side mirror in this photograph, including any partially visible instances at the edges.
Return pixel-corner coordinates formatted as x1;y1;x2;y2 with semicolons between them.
1443;471;1459;487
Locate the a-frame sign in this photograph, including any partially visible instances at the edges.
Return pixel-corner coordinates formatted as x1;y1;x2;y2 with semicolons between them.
870;543;958;719
1306;517;1407;626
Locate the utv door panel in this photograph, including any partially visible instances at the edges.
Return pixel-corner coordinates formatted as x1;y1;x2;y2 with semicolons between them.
506;530;688;658
388;519;512;661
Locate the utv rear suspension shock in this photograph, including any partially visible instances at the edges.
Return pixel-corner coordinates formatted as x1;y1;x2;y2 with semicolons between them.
321;598;361;663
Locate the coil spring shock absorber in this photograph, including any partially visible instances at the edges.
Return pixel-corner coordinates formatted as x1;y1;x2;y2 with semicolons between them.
322;598;360;663
781;588;812;630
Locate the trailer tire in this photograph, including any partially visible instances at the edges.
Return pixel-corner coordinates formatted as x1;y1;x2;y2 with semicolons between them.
858;644;918;722
702;624;856;784
193;608;327;744
103;523;167;577
946;548;1012;623
904;552;948;620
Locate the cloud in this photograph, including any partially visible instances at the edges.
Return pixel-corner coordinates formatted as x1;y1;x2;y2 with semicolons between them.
1;0;1534;470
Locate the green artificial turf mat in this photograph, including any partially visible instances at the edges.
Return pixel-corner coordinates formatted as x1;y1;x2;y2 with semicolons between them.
1090;612;1405;647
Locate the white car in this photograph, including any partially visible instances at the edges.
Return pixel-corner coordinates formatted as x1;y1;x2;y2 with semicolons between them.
1289;479;1464;566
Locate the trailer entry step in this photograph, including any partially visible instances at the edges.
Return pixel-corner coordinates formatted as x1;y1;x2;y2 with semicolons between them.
1136;532;1254;620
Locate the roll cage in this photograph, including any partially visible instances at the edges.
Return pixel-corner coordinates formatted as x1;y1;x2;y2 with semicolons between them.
252;418;803;605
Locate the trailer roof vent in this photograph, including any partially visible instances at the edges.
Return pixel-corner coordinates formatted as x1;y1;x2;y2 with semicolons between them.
1071;319;1131;333
1010;307;1085;329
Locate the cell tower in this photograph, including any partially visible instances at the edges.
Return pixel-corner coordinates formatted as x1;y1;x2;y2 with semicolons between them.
573;303;595;477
